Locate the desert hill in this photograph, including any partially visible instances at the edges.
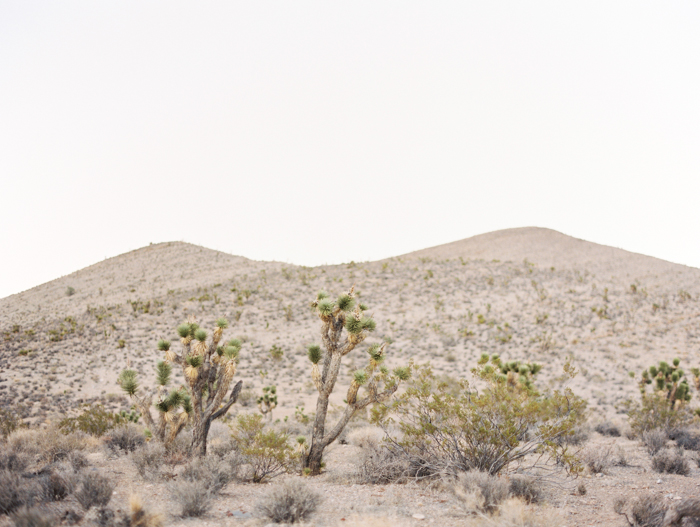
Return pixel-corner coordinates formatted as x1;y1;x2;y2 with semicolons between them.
1;228;699;430
402;227;700;286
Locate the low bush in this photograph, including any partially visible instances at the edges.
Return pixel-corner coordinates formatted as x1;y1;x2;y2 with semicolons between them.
254;480;321;524
232;414;297;483
124;495;164;527
508;475;542;504
181;456;236;495
615;494;667;527
39;471;72;502
0;470;30;514
670;428;700;452
626;392;696;437
374;361;587;477
7;426;90;466
0;452;30;473
9;506;54;527
474;498;563;527
59;404;128;437
594;421;621;437
352;429;409;484
452;471;509;514
651;448;690;476
642;429;668;456
582;445;612;474
0;408;24;439
74;472;114;510
169;479;210;518
130;442;166;481
104;424;145;455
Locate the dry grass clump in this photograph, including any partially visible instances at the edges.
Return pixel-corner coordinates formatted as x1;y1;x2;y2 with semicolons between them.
125;495;164;527
651;448;690;476
169;479;211;518
452;471;509;514
9;506;54;527
104;424;145;455
508;476;542;504
351;428;408;484
254;479;322;524
7;425;92;466
180;456;237;495
74;472;114;510
594;421;621;437
615;494;667;527
130;442;166;481
0;470;34;515
39;470;73;502
642;429;668;456
474;498;563;527
670;428;700;452
582;445;612;474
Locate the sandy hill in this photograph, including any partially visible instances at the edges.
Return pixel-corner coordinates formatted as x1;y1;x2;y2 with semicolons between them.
1;228;699;431
403;227;700;286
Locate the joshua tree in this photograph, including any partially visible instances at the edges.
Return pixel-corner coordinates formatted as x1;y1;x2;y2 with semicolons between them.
475;353;542;393
304;287;410;475
118;317;243;456
633;358;696;409
258;385;277;421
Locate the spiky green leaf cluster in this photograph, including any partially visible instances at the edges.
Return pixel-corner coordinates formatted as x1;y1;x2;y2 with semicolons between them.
638;357;693;404
337;294;355;312
216;317;229;329
194;329;208;342
317;299;334;316
157;339;171;351
177;322;200;338
353;370;368;385
118;369;138;396
307;344;322;364
156;361;171;386
345;316;376;335
186;355;203;368
368;344;384;363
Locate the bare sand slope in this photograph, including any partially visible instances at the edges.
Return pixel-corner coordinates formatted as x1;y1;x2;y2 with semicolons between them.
403;227;699;286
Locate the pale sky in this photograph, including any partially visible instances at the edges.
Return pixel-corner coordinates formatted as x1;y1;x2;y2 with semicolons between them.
2;2;699;299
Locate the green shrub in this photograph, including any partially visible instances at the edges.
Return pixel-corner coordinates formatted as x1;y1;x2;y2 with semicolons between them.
0;408;24;439
58;404;127;437
374;358;587;477
626;394;695;436
232;414;297;483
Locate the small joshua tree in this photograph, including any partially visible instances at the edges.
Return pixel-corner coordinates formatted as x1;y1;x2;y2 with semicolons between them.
304;287;410;475
258;385;277;421
634;358;696;408
118;317;243;456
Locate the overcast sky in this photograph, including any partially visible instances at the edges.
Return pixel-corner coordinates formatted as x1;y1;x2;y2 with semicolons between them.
2;2;699;299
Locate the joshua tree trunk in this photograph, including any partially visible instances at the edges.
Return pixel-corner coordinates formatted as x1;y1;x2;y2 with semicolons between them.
301;287;410;475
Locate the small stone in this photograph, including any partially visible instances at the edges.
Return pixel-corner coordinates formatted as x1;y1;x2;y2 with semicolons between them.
412;513;426;520
656;479;662;484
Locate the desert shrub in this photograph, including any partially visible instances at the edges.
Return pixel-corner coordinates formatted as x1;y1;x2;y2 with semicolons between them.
582;445;612;474
232;414;297;483
353;431;409;484
59;404;128;437
123;495;163;527
104;423;145;454
0;452;30;473
7;426;90;467
642;429;668;456
181;456;236;495
74;472;114;510
651;448;690;476
595;421;621;437
557;424;590;446
508;475;542;504
451;471;509;514
254;480;321;524
473;498;563;527
616;494;667;527
375;360;587;477
670;427;700;452
169;479;210;518
0;470;30;514
130;442;166;481
0;408;24;439
627;395;695;436
10;506;54;527
39;471;72;502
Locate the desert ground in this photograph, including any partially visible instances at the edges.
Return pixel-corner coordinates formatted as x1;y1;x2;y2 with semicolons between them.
1;227;700;526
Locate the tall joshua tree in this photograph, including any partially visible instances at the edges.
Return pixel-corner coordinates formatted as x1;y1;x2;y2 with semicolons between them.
304;287;410;475
119;317;243;456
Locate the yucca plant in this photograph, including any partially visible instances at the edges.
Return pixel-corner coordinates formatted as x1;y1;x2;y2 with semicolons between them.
118;316;243;456
304;287;410;475
633;358;698;408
